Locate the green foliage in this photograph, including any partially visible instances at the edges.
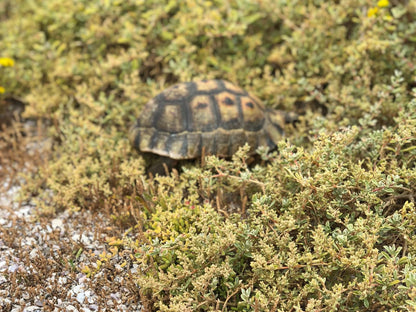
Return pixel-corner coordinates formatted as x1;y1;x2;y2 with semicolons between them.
132;98;416;311
1;0;416;310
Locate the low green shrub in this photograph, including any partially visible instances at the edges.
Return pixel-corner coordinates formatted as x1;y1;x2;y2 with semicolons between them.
132;96;416;311
1;0;416;310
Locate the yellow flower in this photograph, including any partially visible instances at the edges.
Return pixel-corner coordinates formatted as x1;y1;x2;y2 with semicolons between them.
0;86;4;93
377;0;389;8
368;7;379;17
0;57;14;67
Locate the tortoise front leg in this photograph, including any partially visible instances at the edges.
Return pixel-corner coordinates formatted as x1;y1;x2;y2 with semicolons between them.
145;154;178;177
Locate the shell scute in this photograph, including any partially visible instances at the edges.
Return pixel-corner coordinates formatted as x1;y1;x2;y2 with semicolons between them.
223;80;245;94
162;82;190;100
156;104;185;133
189;95;217;131
240;96;266;131
196;80;219;92
215;92;242;130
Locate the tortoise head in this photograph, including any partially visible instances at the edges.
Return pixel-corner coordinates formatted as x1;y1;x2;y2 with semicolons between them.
265;109;299;144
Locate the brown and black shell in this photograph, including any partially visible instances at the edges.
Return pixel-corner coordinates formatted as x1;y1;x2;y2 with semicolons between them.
129;79;293;159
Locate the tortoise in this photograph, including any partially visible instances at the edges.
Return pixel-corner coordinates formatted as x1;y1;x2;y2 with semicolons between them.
129;79;297;174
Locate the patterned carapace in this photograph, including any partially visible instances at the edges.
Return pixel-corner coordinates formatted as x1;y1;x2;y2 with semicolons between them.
129;79;297;159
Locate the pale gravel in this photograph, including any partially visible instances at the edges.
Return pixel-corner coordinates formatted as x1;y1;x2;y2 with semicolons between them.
0;181;142;312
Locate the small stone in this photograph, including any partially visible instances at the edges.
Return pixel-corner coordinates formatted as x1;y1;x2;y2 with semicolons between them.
58;276;67;284
29;248;38;259
72;234;91;245
110;293;120;300
24;237;36;246
76;291;85;304
0;260;7;270
34;300;44;307
24;306;42;311
72;284;83;294
8;263;19;273
51;218;63;230
22;292;30;300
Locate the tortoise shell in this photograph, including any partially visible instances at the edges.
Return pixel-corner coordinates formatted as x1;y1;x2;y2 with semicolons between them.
129;79;296;159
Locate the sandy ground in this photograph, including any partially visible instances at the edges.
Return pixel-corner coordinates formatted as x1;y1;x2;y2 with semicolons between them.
0;181;143;311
